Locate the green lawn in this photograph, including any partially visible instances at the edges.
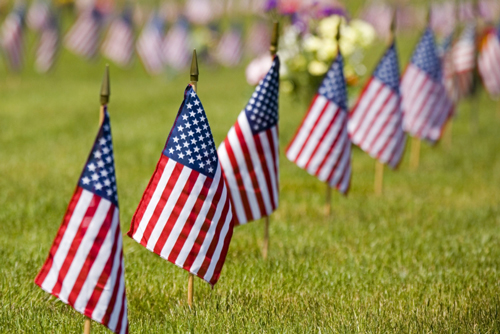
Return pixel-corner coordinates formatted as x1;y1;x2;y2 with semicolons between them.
1;31;500;333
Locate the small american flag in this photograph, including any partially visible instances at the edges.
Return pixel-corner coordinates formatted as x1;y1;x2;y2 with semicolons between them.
286;53;351;194
218;56;280;225
26;0;50;31
136;14;164;75
102;8;134;67
348;43;406;168
401;28;454;143
216;26;243;67
35;109;128;334
439;32;460;103
478;27;500;97
452;24;476;98
247;21;271;57
128;85;233;286
35;12;59;73
65;7;103;59
1;5;25;71
163;19;191;70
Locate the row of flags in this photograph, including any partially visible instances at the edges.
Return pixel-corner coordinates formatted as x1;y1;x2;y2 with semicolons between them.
31;11;500;334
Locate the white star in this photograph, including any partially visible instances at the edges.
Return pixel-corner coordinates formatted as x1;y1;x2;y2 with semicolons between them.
173;136;179;143
196;154;202;160
185;122;191;129
189;111;196;117
188;130;194;137
194;100;200;106
107;189;113;196
197;108;203;114
190;91;196;97
191;138;197;144
101;170;108;177
204;151;209;157
94;151;102;159
88;163;96;172
199;162;205;168
195;127;201;133
202;124;208;130
198;135;204;142
178;152;185;159
176;144;181;151
82;177;90;185
177;125;184;132
95;182;103;190
199;116;206;122
187;103;193;109
183;142;189;148
102;147;110;154
193;119;199;125
169;148;174;154
186;149;192;156
106;157;112;163
99;138;107;145
194;146;200;153
92;173;99;181
97;161;105;168
201;143;207;149
181;134;187;140
104;179;111;186
208;167;214;173
205;133;210;139
210;148;215;154
182;115;188;121
189;158;195;164
212;156;216;162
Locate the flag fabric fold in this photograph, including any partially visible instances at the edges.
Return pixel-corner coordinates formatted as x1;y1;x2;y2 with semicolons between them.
348;43;406;168
35;109;128;334
478;27;500;97
128;85;234;286
286;53;352;194
218;56;280;225
401;27;454;143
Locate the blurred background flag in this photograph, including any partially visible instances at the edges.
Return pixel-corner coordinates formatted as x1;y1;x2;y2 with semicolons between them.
215;24;243;67
35;10;60;73
34;110;129;334
348;43;406;168
218;56;280;225
401;27;454;143
286;53;351;194
26;0;50;32
247;21;271;57
163;18;192;70
1;3;26;72
439;31;460;103
102;7;134;67
128;85;234;286
136;13;164;75
65;7;103;59
477;26;500;97
452;24;476;98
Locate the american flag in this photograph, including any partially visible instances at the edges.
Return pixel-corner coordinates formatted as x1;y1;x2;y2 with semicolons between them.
163;19;191;70
102;8;134;67
26;0;50;31
35;109;128;334
286;53;351;194
478;27;500;97
128;85;233;286
1;5;25;71
452;24;476;98
439;32;460;103
218;56;280;225
65;8;103;59
348;43;406;169
401;28;454;143
216;26;243;67
247;21;271;57
35;12;59;73
136;14;164;75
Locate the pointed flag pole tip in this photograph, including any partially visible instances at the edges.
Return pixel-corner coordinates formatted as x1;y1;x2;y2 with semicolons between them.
389;10;397;43
190;49;199;83
100;65;110;106
270;22;279;56
336;19;341;42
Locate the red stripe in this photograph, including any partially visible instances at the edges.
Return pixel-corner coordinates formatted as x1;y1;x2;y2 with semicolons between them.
128;154;168;238
84;222;121;316
35;187;83;286
267;127;279;182
350;81;385;137
414;87;443;138
233;121;267;216
253;130;277;210
315;113;346;177
209;212;234;286
368;101;399;154
357;90;394;147
182;177;225;271
196;197;231;279
102;254;124;327
286;94;319;154
153;168;198;255
325;128;349;184
51;195;101;297
376;115;402;163
167;176;213;264
67;204;115;307
349;77;374;119
223;136;254;222
139;159;182;246
387;128;406;169
114;289;127;334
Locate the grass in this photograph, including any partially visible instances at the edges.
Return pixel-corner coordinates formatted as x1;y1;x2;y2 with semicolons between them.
1;29;500;333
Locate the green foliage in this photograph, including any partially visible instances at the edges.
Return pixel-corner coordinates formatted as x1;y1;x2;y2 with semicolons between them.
1;35;500;333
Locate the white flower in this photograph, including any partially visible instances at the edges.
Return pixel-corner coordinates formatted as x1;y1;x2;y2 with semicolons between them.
245;55;273;86
318;16;344;40
308;60;328;76
303;34;323;52
350;19;376;47
316;39;338;61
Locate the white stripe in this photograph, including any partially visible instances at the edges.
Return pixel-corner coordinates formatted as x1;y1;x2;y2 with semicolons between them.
203;209;232;282
146;167;192;250
271;127;279;205
328;136;351;187
133;159;176;242
107;256;126;331
387;128;407;168
361;94;398;150
286;96;328;160
317;124;348;182
218;143;246;223
41;190;94;292
238;113;272;214
175;166;222;267
159;171;206;259
72;206;119;312
348;79;383;133
258;129;278;212
190;185;228;274
363;96;400;157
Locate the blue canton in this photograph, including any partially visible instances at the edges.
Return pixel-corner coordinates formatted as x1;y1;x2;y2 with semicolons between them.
163;85;218;179
437;32;454;57
411;28;441;81
245;56;280;134
79;110;119;206
318;53;347;110
373;43;401;92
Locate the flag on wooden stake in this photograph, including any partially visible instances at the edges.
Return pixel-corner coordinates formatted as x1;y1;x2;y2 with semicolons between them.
65;7;103;59
286;53;351;194
102;8;134;67
401;28;454;143
35;109;128;334
478;27;500;97
348;43;406;168
136;14;164;75
128;85;234;286
218;56;280;225
452;24;476;98
1;5;25;71
35;11;59;73
163;19;192;70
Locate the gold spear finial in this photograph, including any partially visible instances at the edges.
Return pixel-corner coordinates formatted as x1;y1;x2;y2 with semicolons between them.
336;19;341;42
100;65;110;106
426;3;432;25
190;49;199;93
270;21;279;56
389;9;397;44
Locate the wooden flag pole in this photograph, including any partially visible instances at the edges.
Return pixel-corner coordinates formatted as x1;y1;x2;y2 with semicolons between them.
84;319;91;334
410;137;421;170
262;22;279;260
187;50;198;308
